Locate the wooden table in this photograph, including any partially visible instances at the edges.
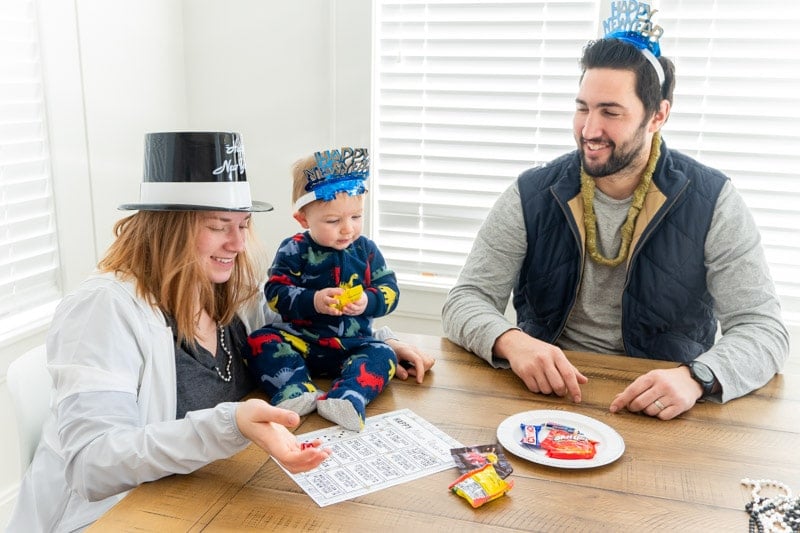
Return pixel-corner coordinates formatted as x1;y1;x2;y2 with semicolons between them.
90;333;799;532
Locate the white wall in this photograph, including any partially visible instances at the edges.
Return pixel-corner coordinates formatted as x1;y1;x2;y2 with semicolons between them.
182;0;339;259
79;0;190;254
0;0;373;525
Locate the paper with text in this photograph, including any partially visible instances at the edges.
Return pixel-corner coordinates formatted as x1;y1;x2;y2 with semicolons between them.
278;408;462;507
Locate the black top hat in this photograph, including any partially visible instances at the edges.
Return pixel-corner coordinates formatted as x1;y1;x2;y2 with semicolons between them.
119;131;273;212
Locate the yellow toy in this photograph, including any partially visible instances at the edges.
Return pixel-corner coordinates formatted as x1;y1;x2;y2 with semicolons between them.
332;283;364;311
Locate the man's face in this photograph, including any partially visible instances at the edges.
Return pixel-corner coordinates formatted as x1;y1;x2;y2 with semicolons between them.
573;68;653;178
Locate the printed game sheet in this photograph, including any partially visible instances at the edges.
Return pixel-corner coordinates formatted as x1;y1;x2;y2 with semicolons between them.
277;408;463;507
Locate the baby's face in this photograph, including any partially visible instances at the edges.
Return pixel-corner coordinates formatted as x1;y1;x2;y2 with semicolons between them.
296;193;364;250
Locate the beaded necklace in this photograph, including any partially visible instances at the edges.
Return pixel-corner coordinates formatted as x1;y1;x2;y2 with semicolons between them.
580;131;661;267
742;478;800;533
215;323;233;382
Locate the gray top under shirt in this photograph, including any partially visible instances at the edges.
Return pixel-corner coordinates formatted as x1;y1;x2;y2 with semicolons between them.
174;316;255;418
442;179;789;403
558;188;629;354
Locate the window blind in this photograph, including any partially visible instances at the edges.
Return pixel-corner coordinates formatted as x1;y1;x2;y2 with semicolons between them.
372;0;601;286
372;0;800;322
657;0;800;322
0;0;62;324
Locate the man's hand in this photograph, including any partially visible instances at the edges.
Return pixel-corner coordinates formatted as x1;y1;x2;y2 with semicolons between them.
493;329;588;402
609;366;703;420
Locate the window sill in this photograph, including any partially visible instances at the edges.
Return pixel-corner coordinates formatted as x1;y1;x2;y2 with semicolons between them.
0;300;58;350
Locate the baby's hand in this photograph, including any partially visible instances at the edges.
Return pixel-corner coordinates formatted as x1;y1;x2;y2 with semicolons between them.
341;292;368;316
314;287;345;316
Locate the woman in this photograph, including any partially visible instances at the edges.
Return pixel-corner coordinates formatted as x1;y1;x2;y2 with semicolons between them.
7;132;434;532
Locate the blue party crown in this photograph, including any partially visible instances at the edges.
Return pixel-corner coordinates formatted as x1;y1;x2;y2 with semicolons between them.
603;1;664;58
295;147;369;209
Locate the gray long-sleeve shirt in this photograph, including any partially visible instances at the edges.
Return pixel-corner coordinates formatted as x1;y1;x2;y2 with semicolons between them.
442;179;789;402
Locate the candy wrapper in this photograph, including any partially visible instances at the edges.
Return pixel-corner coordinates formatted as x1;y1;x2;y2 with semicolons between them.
449;464;514;508
520;423;541;448
540;429;598;459
451;444;513;479
520;422;599;460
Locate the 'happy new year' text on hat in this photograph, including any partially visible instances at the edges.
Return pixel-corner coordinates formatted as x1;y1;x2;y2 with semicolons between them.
119;131;273;212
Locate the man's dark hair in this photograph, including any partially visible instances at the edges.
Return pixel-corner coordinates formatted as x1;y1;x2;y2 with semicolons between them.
580;38;675;117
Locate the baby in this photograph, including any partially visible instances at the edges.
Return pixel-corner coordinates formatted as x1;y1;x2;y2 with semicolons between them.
244;147;399;431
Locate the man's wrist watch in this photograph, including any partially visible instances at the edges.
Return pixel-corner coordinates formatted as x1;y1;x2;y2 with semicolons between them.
685;360;717;399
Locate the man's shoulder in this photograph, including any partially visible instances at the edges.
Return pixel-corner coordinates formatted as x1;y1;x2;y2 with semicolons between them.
658;148;729;205
517;152;580;203
666;148;729;183
518;152;579;188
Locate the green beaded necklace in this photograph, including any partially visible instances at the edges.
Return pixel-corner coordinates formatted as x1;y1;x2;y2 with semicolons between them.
580;131;661;267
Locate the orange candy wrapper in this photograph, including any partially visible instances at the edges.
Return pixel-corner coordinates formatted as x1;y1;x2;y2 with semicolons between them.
449;464;514;508
539;428;598;460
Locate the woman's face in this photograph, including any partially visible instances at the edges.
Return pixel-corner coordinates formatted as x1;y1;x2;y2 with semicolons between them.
196;211;251;284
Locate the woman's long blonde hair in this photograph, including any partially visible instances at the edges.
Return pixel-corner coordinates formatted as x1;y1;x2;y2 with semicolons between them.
97;210;266;345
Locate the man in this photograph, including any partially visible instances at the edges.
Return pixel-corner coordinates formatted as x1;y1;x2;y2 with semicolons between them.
442;7;788;420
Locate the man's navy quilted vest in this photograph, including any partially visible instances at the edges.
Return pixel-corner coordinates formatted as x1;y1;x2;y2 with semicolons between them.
513;141;728;362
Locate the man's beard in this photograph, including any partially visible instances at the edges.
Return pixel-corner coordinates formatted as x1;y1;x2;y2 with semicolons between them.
580;124;648;178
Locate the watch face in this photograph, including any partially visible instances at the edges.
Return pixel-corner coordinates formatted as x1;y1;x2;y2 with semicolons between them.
691;362;714;383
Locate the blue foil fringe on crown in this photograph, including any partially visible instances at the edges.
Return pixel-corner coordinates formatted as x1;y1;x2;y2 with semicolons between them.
603;1;663;57
303;147;369;202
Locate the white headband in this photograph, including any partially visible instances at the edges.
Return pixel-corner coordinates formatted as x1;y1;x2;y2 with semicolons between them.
293;184;369;212
641;48;665;87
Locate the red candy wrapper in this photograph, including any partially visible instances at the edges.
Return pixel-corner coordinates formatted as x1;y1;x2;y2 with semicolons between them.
539;428;598;459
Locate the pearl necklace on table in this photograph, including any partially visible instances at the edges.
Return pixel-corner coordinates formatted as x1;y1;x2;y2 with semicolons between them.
742;478;800;533
215;323;233;382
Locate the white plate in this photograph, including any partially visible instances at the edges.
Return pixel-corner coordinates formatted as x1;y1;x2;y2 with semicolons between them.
496;410;625;469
